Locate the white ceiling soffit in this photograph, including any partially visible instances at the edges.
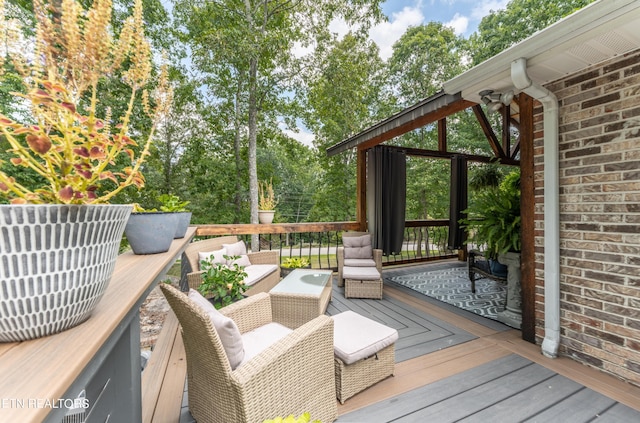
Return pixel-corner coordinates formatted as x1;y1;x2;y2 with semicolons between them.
443;0;640;103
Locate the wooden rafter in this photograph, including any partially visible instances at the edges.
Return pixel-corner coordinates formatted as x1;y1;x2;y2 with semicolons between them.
472;105;506;159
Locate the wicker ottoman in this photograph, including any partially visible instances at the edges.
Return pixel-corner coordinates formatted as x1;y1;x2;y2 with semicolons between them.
332;311;398;403
343;266;383;299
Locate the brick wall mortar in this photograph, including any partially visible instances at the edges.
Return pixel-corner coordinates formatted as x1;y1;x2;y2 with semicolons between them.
535;48;640;387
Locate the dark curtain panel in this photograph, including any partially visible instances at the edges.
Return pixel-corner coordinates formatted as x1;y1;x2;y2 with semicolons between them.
448;155;468;249
371;146;406;255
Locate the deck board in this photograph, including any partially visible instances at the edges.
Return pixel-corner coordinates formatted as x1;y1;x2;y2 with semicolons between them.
327;284;477;362
338;354;640;422
175;262;640;423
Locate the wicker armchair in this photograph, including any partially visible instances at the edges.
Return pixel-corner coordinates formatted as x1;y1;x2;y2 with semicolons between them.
181;236;280;295
337;232;383;286
160;284;337;423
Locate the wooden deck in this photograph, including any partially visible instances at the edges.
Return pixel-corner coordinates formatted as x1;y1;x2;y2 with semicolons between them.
152;262;640;423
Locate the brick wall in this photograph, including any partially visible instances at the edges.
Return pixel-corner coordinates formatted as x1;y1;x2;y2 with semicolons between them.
533;48;640;386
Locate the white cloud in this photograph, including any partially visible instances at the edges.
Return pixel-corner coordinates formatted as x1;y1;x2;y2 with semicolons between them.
284;128;316;147
445;12;469;35
370;7;424;60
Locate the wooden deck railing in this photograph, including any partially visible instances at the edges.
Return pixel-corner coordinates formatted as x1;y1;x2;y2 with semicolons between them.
195;220;457;270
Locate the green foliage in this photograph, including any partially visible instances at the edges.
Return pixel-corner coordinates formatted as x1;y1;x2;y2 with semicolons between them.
198;256;248;309
461;171;521;258
158;194;190;212
388;22;468;106
470;0;596;65
281;257;310;269
263;412;320;423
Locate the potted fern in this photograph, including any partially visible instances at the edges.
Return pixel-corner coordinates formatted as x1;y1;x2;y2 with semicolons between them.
462;171;522;328
0;0;171;341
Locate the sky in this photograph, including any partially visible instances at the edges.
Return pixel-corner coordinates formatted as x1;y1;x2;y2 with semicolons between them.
287;0;510;146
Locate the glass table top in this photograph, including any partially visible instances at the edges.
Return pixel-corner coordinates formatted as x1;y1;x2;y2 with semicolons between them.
270;268;332;295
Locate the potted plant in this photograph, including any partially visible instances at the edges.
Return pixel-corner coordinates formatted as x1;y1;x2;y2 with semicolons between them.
0;0;171;341
462;171;521;259
198;255;248;309
280;257;311;277
462;171;522;327
158;194;192;238
258;178;277;224
124;204;179;254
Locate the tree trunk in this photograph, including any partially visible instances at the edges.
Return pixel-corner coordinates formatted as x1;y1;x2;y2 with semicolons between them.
248;56;259;251
233;77;243;223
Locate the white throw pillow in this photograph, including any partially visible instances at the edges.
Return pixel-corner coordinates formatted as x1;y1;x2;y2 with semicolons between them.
188;289;245;369
227;254;252;267
222;240;247;257
198;248;227;269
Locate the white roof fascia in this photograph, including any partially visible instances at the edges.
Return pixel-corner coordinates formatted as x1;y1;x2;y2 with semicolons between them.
443;0;640;102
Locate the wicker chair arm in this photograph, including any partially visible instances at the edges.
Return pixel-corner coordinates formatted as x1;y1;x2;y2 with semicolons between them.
247;250;279;265
186;271;204;291
219;292;273;333
231;315;336;422
233;315;333;386
373;248;383;273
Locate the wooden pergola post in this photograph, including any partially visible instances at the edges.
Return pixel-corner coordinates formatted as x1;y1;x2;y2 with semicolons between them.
356;148;367;231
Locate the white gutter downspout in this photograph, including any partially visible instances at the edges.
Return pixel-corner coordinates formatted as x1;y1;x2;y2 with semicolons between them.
511;57;560;358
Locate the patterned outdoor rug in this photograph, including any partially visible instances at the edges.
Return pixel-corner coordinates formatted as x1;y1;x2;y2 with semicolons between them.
387;266;506;321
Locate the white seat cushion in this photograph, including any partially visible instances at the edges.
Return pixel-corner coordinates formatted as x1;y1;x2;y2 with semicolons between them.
188;289;245;369
332;311;398;365
343;266;381;281
239;322;293;366
344;258;377;267
244;264;278;287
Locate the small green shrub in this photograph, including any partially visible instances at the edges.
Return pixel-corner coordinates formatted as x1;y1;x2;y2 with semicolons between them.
281;257;310;269
198;255;248;309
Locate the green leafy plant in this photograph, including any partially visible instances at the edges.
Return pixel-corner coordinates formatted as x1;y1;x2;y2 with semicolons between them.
198;255;248;309
263;412;320;423
258;178;278;210
281;257;310;269
461;170;521;259
158;194;190;212
0;0;172;204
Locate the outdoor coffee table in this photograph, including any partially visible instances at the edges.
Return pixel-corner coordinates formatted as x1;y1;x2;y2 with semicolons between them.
270;269;333;329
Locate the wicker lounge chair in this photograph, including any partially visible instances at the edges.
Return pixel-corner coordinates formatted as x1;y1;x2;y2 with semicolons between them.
337;232;383;299
160;284;337;423
181;235;280;295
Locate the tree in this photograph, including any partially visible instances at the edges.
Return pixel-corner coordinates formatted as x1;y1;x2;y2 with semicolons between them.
303;32;390;221
174;0;384;248
387;22;467;107
470;0;596;65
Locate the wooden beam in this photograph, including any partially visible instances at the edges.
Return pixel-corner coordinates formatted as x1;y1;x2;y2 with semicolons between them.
472;105;506;158
438;118;447;152
518;93;536;344
196;222;361;236
384;145;520;166
357;100;475;152
356;149;367;231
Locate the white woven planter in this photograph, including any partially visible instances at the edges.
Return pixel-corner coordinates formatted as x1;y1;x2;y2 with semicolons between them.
0;204;131;342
